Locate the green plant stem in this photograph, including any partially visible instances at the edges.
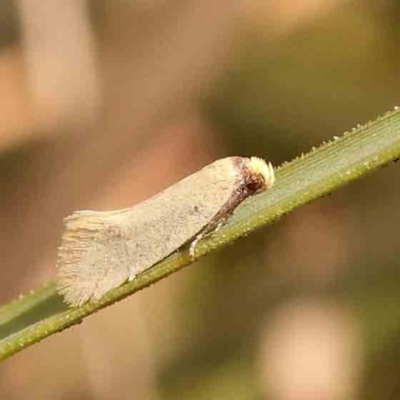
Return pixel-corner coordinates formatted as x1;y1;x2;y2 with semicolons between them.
1;108;400;361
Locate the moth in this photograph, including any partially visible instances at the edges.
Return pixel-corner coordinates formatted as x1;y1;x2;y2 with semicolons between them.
57;156;275;306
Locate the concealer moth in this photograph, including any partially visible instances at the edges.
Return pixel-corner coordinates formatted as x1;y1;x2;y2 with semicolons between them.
57;156;275;306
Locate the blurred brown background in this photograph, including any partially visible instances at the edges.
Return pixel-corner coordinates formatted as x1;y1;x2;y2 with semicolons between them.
1;0;400;399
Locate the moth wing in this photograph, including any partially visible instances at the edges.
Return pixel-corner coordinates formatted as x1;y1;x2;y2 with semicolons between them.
57;158;239;306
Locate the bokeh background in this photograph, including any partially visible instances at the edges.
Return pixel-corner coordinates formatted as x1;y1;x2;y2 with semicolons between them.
1;0;400;399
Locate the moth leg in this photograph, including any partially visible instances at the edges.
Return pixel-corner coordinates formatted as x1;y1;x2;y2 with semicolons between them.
189;233;204;259
189;221;225;259
214;222;224;233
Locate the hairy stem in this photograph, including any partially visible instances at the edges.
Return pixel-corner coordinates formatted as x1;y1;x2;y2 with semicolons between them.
1;108;400;361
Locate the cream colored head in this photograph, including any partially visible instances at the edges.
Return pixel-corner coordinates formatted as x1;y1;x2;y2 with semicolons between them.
248;157;275;190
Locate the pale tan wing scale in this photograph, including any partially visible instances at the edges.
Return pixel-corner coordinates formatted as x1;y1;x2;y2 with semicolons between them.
57;158;239;306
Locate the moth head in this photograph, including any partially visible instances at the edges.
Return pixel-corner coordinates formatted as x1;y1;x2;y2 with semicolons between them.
243;157;275;194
